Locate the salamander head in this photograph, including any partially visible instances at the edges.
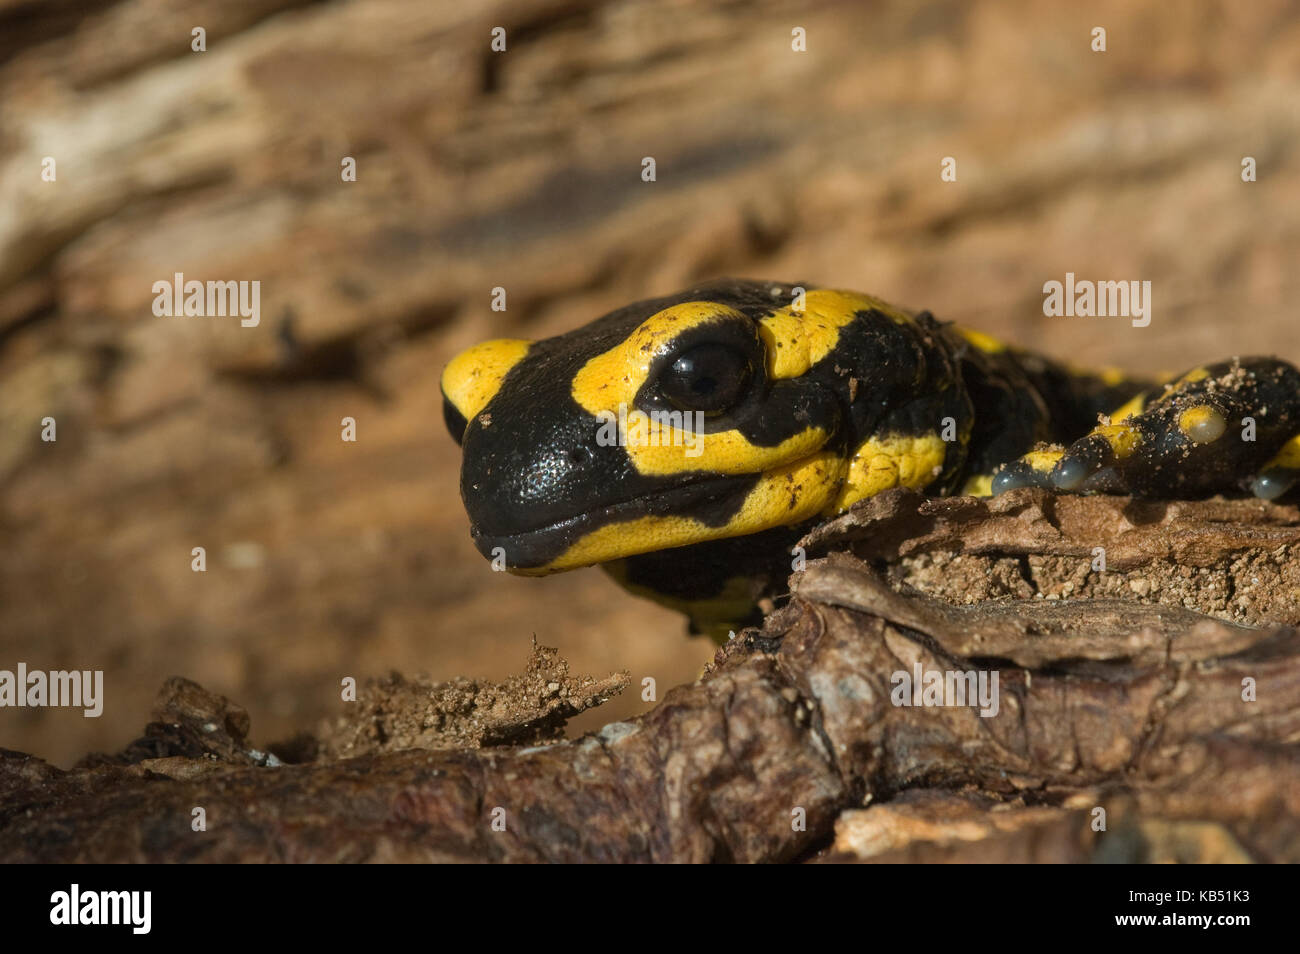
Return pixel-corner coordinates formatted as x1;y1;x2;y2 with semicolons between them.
441;279;950;573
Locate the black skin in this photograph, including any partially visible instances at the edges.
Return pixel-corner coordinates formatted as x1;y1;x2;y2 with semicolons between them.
994;358;1300;498
612;522;819;635
445;279;1300;635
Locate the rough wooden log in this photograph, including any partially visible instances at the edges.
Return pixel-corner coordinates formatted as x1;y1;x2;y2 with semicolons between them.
3;492;1296;863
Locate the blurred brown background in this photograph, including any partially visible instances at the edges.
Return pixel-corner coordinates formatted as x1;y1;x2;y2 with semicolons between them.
1;0;1297;766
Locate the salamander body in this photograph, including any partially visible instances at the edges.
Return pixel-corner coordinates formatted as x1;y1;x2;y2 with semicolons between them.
442;279;1300;638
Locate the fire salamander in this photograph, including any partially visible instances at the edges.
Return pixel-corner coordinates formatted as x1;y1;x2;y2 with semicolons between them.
442;279;1300;640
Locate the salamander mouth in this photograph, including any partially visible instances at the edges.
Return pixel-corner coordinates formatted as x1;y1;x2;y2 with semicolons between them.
469;473;760;570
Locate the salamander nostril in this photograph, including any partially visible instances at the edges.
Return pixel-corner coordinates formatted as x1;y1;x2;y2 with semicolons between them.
567;446;593;466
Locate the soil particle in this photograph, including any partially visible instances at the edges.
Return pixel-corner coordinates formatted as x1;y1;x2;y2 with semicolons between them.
318;641;628;757
888;545;1298;627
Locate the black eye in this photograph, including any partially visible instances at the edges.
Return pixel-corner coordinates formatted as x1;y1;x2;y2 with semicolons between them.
659;343;753;413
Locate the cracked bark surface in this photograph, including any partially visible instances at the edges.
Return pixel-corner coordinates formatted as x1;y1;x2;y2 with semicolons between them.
2;490;1296;863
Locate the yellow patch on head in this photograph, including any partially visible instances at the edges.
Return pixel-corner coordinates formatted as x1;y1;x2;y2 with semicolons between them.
758;289;912;380
827;432;948;512
571;301;742;415
618;416;830;477
572;299;839;478
960;474;995;497
441;338;532;421
527;451;846;572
